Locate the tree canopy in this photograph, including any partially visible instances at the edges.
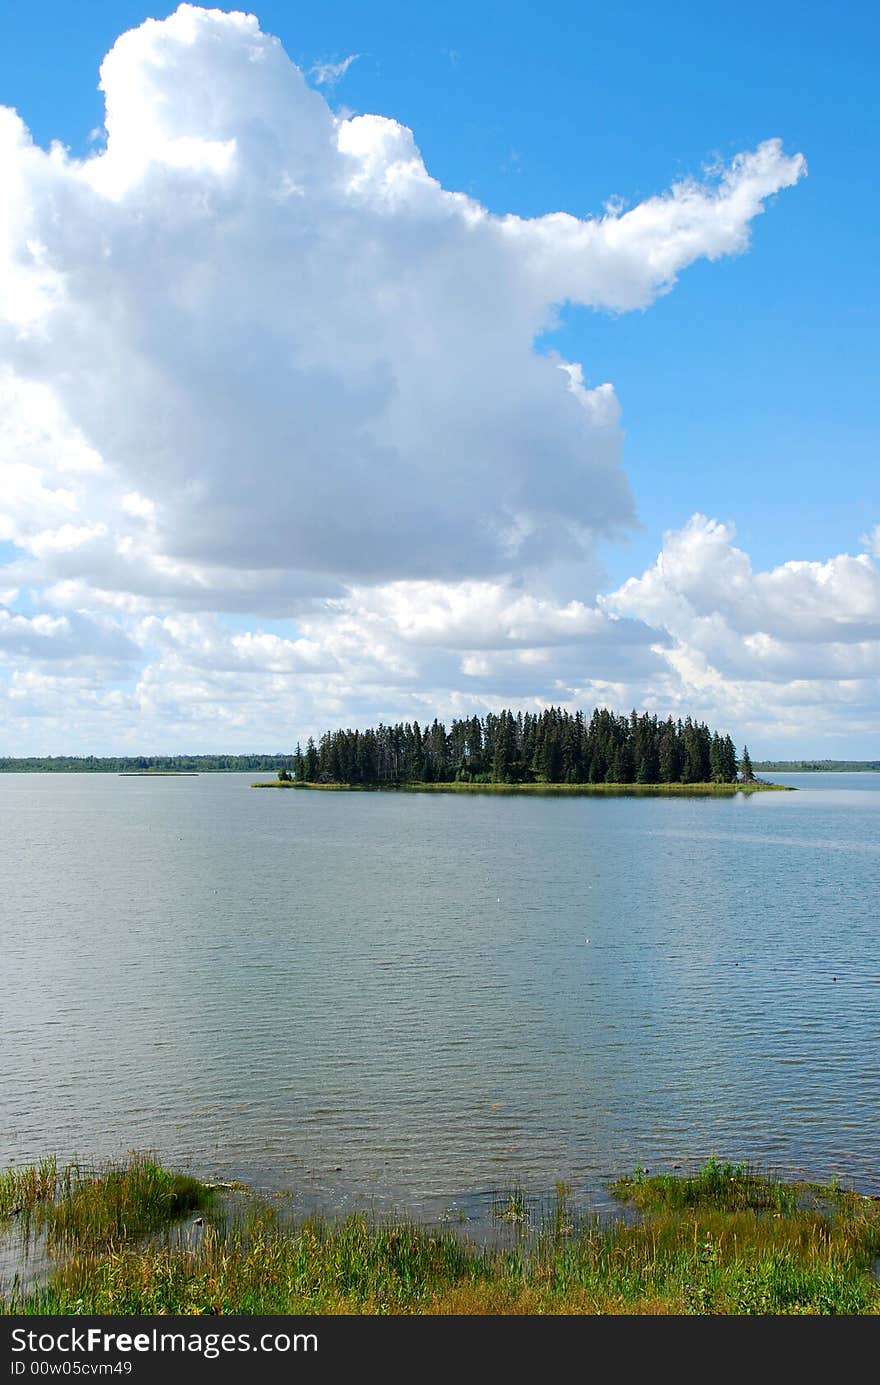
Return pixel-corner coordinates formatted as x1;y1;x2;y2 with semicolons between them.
290;707;742;787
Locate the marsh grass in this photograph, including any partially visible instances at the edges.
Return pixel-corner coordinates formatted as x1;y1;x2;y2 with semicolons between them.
0;1158;58;1219
43;1156;209;1250
4;1158;879;1316
252;780;788;796
10;1213;491;1316
492;1186;532;1231
611;1157;801;1213
1;1154;210;1253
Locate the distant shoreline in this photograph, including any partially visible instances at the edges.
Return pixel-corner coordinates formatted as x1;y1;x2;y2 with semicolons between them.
251;779;791;796
0;758;288;773
755;762;880;773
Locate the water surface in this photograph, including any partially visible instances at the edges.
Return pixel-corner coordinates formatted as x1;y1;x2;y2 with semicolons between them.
2;771;878;1229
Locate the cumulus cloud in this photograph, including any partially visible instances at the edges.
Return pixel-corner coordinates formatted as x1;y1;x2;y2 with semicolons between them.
0;605;138;663
0;5;832;752
0;4;804;599
608;515;880;658
320;578;653;649
600;516;880;744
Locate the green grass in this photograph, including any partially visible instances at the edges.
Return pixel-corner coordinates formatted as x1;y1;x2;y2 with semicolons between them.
1;1154;210;1251
0;1158;59;1218
611;1157;801;1213
3;1158;878;1315
252;780;789;796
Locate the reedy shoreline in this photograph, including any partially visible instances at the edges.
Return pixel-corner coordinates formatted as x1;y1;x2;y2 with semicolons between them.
3;1156;878;1316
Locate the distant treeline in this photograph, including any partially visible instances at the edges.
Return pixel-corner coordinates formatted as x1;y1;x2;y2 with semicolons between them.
754;760;880;773
289;708;747;786
0;755;287;774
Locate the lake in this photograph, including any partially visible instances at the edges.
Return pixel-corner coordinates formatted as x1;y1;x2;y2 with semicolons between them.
1;771;878;1229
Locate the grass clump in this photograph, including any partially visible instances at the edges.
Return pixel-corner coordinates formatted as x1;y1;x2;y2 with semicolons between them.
611;1157;800;1214
1;1154;210;1251
0;1159;58;1219
43;1155;209;1249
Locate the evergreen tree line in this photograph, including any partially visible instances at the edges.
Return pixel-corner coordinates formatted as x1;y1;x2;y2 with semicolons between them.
0;755;288;773
753;759;880;773
288;708;751;786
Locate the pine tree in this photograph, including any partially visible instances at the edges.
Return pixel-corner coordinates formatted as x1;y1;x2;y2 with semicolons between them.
304;736;318;782
722;735;737;783
710;732;724;783
609;742;635;783
740;745;755;781
681;718;703;783
541;725;562;782
492;710;516;781
657;722;678;782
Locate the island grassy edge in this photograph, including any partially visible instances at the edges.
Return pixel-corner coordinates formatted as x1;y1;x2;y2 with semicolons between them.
251;779;792;795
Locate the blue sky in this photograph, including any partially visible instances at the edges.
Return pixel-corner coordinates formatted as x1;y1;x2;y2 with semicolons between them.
0;2;877;754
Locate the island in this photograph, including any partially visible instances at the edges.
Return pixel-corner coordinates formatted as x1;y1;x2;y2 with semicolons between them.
253;706;790;794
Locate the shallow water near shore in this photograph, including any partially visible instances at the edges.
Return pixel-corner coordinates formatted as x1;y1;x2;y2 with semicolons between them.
1;770;878;1239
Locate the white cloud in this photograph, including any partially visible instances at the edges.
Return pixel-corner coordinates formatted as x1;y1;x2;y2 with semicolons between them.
598;516;880;746
121;492;156;521
0;605;138;663
0;6;838;753
5;517;873;754
0;4;803;599
309;53;360;88
861;523;880;559
322;578;648;649
27;523;108;557
608;514;880;657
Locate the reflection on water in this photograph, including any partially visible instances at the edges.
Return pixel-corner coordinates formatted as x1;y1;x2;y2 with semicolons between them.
1;771;878;1234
